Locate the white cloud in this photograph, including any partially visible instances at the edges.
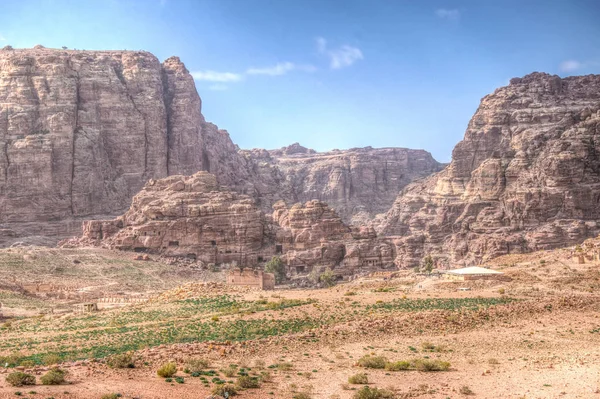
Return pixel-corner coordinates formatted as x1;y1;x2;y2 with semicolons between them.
435;8;460;21
316;37;363;70
208;84;228;91
559;60;582;73
246;62;316;76
190;70;243;82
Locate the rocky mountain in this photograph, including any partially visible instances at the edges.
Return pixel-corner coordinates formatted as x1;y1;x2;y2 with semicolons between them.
0;46;251;245
377;73;600;267
241;143;443;224
69;171;398;277
0;47;440;246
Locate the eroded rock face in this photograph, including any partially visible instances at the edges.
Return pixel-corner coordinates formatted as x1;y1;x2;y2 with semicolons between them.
271;200;396;275
72;172;397;275
0;47;438;246
241;144;443;224
0;48;243;245
377;73;600;267
77;172;267;266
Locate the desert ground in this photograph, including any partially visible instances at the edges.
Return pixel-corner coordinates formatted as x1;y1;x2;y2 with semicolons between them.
1;246;599;399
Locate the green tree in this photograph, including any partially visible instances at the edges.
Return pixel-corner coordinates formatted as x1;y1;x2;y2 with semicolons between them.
264;256;286;284
422;255;434;273
319;268;336;287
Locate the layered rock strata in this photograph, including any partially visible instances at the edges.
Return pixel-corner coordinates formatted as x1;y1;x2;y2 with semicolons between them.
377;73;600;267
0;47;247;245
72;172;397;276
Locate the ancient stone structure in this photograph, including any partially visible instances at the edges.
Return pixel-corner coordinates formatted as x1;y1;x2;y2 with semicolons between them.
74;172;269;267
377;73;600;267
226;268;275;290
75;303;98;313
72;173;398;277
272;200;396;276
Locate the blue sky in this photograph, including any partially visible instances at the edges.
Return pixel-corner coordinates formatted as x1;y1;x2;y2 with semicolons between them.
1;0;599;161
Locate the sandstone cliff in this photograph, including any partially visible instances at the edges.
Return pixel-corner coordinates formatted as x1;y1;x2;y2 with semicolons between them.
241;143;443;224
0;47;246;245
72;172;397;276
0;47;441;246
377;73;600;267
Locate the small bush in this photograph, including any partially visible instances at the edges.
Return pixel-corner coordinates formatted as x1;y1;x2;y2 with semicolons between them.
6;372;36;387
319;268;336;287
357;355;387;369
292;393;312;399
385;360;411;371
157;362;177;378
498;288;505;295
107;353;135;369
185;358;209;373
212;384;238;396
353;386;395;399
459;385;474;395
100;394;122;399
223;365;238;377
348;373;369;384
19;360;35;368
488;358;499;365
42;354;62;366
413;359;450;372
276;362;294;371
40;368;67;385
236;375;260;388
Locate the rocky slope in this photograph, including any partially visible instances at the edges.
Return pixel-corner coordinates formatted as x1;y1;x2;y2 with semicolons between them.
377;73;600;267
0;47;249;246
241;143;443;224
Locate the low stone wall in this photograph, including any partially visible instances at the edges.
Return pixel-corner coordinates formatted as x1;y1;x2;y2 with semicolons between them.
226;269;275;290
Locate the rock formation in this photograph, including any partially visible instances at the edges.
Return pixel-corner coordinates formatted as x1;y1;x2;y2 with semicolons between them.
0;47;440;246
377;73;600;267
0;47;248;246
75;172;267;267
241;143;443;224
72;172;397;276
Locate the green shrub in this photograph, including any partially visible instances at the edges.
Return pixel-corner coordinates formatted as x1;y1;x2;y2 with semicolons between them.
292;393;312;399
385;360;411;371
106;352;135;369
348;373;369;384
185;358;209;373
357;355;387;369
223;365;238;377
100;394;122;399
42;354;62;366
264;256;286;283
276;362;294;371
212;384;238;396
6;372;36;387
40;368;67;385
319;268;336;287
236;375;260;388
353;386;395;399
413;359;450;372
157;362;177;378
19;360;35;368
459;385;474;395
